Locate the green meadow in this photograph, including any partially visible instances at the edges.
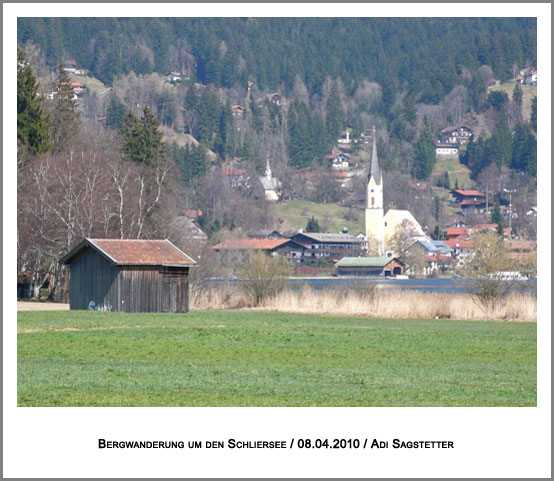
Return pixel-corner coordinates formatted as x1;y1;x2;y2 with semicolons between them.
18;310;536;407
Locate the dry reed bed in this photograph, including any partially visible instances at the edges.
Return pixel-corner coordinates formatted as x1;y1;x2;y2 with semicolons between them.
191;287;537;322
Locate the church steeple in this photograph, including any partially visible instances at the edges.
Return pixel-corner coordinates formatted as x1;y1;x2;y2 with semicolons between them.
365;126;385;256
265;157;272;180
369;126;381;185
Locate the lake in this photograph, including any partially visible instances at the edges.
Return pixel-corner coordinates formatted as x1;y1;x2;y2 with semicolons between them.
206;277;537;294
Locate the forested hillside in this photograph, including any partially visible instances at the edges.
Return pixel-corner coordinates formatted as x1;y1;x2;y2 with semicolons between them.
18;18;536;101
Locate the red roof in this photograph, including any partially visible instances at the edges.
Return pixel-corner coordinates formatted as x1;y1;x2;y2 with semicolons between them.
452;189;485;197
447;227;469;237
409;183;427;190
212;238;290;251
61;239;196;266
184;209;203;219
445;235;475;249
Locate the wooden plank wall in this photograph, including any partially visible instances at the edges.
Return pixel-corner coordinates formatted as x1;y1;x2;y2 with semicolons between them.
118;266;190;313
69;252;190;313
69;248;118;310
118;266;161;313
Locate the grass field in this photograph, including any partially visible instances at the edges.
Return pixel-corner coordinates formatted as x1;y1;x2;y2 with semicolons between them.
488;82;537;123
70;73;109;96
273;200;364;234
433;155;474;190
18;310;536;407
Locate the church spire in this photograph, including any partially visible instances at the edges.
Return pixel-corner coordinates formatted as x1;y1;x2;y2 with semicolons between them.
265;156;272;180
369;126;381;185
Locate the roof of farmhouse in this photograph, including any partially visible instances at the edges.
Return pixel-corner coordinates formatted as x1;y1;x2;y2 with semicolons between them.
60;239;196;266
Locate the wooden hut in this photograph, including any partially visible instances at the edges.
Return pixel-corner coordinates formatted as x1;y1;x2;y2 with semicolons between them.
60;239;196;313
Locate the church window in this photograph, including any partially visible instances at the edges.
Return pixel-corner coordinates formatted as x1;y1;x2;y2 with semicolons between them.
371;197;375;206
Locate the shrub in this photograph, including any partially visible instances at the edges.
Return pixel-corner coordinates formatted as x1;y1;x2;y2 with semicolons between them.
238;251;293;305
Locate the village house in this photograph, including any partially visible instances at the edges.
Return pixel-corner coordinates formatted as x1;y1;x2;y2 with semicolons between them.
521;69;537;85
459;199;488;216
183;209;203;220
450;189;487;216
289;232;364;263
407;239;454;257
446;226;470;240
166;71;182;82
212;238;305;265
60;239;196;313
422;254;453;276
440;126;472;145
444;235;475;267
62;60;77;73
224;168;249;189
169;216;208;242
326;152;350;170
269;93;282;105
435;142;459;157
335;256;405;277
231;105;246;117
451;189;486;204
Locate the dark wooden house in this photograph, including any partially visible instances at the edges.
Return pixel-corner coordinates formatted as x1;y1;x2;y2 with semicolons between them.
60;239;196;313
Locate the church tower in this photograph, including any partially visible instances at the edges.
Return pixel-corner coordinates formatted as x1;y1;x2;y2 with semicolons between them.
365;127;385;256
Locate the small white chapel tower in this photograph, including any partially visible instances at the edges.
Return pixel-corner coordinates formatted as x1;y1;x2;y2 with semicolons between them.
365;127;385;256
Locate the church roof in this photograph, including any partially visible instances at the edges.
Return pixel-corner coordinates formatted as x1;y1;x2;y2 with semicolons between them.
369;128;381;185
259;176;281;190
384;209;426;237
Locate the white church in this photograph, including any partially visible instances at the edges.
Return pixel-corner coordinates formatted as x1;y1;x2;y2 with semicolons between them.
259;158;281;202
365;128;428;257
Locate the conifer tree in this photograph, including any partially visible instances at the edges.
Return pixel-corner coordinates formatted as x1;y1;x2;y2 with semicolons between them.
325;82;345;144
412;131;436;179
487;114;512;168
49;63;80;152
17;47;51;160
106;93;127;129
197;87;220;146
491;198;503;227
512;83;523;106
305;216;320;232
120;106;164;166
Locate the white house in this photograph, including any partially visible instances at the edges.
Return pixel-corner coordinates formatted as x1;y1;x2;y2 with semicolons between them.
167;71;182;82
435;142;459;156
327;153;350;170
